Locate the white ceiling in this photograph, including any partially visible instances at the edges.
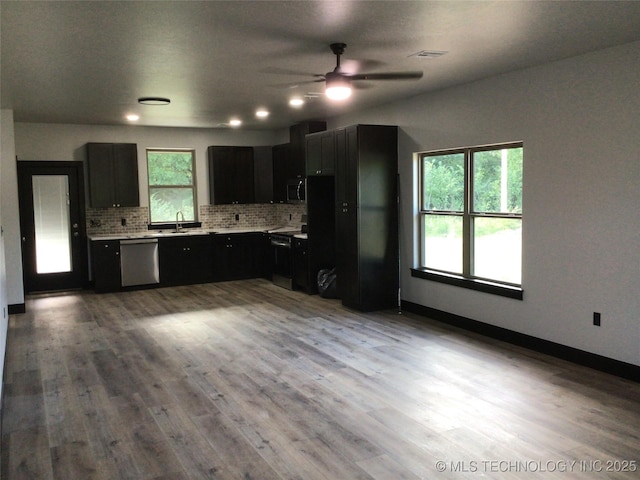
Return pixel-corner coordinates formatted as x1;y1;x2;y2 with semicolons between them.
2;1;640;130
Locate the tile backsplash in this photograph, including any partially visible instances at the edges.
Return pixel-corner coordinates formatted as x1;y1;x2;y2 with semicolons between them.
86;203;307;236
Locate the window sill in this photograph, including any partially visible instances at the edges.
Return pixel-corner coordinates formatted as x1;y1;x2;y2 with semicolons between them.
148;222;202;230
410;268;523;300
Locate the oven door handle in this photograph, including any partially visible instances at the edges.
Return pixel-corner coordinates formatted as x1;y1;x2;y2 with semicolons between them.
271;240;291;248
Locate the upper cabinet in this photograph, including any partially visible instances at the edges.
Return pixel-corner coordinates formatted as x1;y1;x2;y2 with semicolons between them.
253;146;273;204
289;121;326;179
305;130;335;176
87;143;139;208
272;143;291;203
208;146;255;204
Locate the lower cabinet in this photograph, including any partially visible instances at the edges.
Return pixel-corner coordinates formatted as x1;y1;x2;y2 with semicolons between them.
212;233;265;281
92;231;273;292
91;240;121;293
292;237;311;293
158;235;212;286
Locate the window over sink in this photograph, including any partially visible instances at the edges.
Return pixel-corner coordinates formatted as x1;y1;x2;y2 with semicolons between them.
147;149;197;223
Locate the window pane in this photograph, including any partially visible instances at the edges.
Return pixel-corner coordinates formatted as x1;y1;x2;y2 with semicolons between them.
149;187;195;223
148;151;194;186
422;215;463;274
422;153;465;211
147;150;197;224
473;147;522;213
473;217;521;284
32;175;72;273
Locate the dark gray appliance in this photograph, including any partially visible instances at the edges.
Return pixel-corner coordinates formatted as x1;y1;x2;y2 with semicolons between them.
270;233;293;289
286;178;306;203
119;238;160;287
270;231;299;289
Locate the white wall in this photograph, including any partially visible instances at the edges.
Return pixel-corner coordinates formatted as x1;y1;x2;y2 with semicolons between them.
329;41;640;366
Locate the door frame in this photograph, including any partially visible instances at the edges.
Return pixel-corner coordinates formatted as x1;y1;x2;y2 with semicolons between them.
17;161;88;293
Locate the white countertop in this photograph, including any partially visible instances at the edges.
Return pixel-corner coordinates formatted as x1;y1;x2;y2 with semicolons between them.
89;225;304;241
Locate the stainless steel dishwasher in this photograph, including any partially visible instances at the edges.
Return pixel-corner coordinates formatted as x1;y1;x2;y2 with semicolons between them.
119;238;160;287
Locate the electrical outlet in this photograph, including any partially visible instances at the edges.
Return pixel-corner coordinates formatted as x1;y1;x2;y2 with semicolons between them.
235;213;240;221
121;218;127;226
593;312;601;326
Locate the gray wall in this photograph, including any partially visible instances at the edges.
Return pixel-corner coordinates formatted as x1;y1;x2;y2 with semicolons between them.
0;109;18;407
14;123;286;209
329;41;640;367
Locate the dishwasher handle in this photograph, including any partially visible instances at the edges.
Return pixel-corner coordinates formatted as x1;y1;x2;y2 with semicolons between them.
120;238;159;245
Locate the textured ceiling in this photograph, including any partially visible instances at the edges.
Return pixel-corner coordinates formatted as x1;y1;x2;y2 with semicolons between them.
2;1;640;129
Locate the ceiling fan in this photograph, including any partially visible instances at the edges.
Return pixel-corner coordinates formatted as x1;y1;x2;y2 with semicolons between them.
269;43;423;100
320;43;424;100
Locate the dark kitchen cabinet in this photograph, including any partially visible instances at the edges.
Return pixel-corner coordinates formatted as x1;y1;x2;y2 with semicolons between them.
87;143;139;208
255;233;272;278
306;176;336;293
159;235;211;286
272;143;291;203
254;146;273;203
335;125;399;311
91;240;121;293
208;146;255;204
292;237;312;292
212;233;260;281
306;130;335;176
289;121;326;179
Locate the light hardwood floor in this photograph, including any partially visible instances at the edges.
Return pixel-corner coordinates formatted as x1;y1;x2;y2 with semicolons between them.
2;279;640;479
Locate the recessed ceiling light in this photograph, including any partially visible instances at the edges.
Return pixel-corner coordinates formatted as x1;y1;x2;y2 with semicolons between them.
229;119;242;127
126;114;139;121
256;109;269;118
289;97;304;107
138;97;171;105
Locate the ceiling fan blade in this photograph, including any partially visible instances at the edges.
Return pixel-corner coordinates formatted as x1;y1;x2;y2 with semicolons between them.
340;59;385;75
262;66;324;78
268;78;323;89
348;71;424;81
352;82;374;90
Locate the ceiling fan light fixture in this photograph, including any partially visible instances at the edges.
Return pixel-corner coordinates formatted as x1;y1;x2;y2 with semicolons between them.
325;72;351;101
138;97;171;105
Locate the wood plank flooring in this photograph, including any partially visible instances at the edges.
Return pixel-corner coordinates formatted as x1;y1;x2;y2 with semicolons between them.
2;279;640;479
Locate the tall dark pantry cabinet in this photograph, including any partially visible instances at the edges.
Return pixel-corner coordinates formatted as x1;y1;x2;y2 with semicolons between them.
335;125;398;311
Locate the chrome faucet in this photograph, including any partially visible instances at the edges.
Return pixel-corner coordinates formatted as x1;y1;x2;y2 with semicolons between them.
175;210;185;232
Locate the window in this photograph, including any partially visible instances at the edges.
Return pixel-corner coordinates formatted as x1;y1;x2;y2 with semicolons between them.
147;149;197;223
414;142;523;298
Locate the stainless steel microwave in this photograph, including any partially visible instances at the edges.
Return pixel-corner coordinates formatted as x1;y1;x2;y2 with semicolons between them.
286;178;306;203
